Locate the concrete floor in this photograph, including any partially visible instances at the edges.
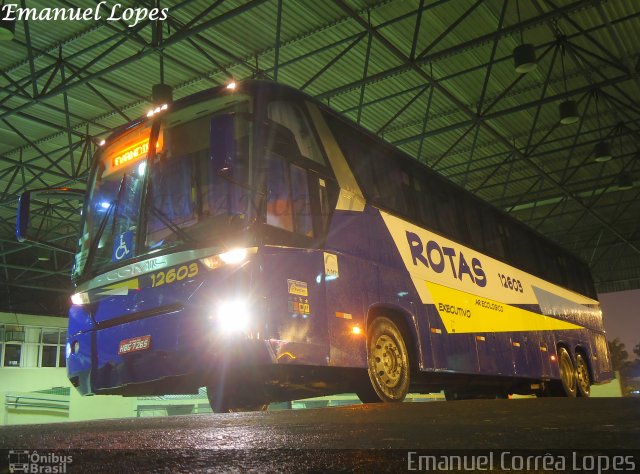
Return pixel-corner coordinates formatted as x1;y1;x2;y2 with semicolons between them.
1;398;638;472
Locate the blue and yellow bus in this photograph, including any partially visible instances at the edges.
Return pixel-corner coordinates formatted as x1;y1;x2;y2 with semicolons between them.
17;80;613;411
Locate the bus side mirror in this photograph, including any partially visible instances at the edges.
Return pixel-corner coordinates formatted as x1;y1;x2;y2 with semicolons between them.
211;114;236;177
16;187;85;253
16;191;31;243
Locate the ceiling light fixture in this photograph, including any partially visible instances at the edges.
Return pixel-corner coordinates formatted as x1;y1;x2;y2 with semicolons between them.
513;1;536;73
593;90;612;162
616;172;633;190
514;44;537;74
558;37;579;125
37;248;51;262
0;7;16;41
559;99;579;125
593;141;612;163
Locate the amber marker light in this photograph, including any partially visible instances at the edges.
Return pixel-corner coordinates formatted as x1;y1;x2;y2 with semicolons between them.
351;326;362;335
146;103;169;118
550;355;557;362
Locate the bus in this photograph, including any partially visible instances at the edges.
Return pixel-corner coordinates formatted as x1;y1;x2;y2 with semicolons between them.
17;80;613;411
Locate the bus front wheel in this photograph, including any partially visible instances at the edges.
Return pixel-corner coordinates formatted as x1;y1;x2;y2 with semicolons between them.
357;316;410;404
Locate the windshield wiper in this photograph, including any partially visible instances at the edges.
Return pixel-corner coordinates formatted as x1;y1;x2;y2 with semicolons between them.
148;205;197;244
84;174;128;272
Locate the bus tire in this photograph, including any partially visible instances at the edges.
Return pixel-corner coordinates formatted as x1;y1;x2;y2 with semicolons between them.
358;316;410;403
557;347;577;397
575;352;591;398
444;390;461;401
206;384;269;413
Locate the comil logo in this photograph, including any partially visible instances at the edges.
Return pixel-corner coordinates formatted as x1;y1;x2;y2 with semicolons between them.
8;450;73;474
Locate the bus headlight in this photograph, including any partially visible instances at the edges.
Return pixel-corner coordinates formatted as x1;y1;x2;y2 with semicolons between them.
219;248;248;264
200;247;257;270
214;299;250;333
71;292;89;305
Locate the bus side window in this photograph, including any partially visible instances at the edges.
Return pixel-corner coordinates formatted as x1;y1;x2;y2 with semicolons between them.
267;101;326;165
463;203;484;251
318;177;331;231
323;114;378;200
543;245;563;286
556;255;570;289
371;150;409;216
432;180;461;240
519;228;541;276
290;164;313;237
483;210;506;259
266;156;294;232
412;170;440;232
266;156;314;238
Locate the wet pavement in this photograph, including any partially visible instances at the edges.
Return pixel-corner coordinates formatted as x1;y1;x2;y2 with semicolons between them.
1;398;639;472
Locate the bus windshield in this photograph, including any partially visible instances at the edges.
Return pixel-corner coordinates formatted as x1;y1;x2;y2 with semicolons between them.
73;96;253;280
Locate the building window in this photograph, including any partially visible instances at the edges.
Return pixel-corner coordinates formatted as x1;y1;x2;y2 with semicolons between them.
41;328;61;368
41;345;58;367
4;344;21;367
0;324;66;368
59;348;66;368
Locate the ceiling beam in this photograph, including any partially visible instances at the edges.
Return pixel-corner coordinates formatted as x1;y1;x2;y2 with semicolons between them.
333;0;640;259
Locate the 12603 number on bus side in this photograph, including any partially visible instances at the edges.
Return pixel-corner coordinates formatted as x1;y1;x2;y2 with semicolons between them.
150;263;199;288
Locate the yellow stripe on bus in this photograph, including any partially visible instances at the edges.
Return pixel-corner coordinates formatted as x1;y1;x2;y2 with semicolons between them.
425;281;583;334
103;278;140;291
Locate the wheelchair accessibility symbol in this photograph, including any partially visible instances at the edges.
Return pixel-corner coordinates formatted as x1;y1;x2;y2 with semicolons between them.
112;231;133;262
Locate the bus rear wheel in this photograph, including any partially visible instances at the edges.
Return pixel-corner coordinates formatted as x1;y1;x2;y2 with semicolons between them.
557;347;577;397
575;353;591;398
357;317;410;404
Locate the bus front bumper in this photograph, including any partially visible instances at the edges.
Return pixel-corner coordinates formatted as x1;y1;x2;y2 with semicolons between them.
67;308;274;397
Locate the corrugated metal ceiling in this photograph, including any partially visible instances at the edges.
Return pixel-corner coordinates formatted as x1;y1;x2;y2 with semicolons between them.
0;0;639;314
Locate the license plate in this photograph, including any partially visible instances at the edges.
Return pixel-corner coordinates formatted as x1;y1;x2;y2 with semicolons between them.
118;335;151;355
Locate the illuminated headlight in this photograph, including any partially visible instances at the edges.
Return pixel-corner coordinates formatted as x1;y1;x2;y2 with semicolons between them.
71;292;89;305
200;247;256;270
66;340;79;358
219;248;248;264
214;299;250;334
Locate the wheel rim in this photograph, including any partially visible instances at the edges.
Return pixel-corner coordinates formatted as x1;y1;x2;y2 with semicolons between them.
560;351;576;395
576;356;590;395
371;334;404;391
